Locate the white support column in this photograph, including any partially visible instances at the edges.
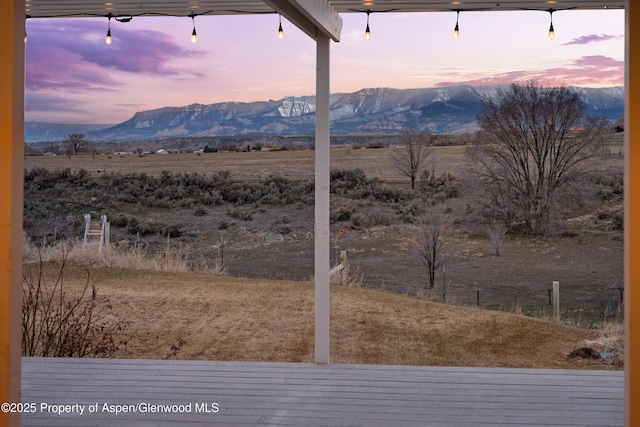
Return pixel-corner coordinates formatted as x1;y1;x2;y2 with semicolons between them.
314;33;331;364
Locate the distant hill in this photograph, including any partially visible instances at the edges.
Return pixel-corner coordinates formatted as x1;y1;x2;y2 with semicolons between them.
24;122;114;143
25;84;624;143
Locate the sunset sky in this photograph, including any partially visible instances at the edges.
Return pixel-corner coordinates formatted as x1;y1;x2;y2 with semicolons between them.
25;8;624;125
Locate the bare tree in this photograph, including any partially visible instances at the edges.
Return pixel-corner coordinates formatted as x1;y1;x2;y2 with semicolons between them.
393;129;431;190
474;82;607;235
62;133;88;158
417;205;450;290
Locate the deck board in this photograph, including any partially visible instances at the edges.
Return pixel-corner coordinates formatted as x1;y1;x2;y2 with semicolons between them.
21;358;623;426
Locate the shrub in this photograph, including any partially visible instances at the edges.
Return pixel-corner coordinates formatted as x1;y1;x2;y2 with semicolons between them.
330;206;353;223
202;190;223;206
110;214;132;227
593;173;624;202
366;140;389;149
226;207;253;221
419;169;460;201
350;213;368;229
203;145;217;153
162;224;183;238
597;209;624;231
127;218;163;236
394;201;424;223
330;168;368;195
22;254;124;357
273;217;292;235
370;183;405;203
368;213;391;226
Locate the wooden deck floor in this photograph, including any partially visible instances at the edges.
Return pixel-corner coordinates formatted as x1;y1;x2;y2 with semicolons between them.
21;357;623;426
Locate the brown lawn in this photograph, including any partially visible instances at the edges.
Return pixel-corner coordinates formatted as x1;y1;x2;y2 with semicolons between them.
26;262;622;370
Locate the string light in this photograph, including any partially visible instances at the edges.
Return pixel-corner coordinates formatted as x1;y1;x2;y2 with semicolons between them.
278;14;284;39
105;14;112;44
365;10;371;40
453;10;460;38
548;9;555;40
190;13;197;43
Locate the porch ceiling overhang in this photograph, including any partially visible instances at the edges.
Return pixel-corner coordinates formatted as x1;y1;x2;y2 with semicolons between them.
25;1;625;42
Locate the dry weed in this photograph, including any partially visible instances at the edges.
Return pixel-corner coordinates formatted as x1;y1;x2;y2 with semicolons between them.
23;233;224;275
586;321;624;357
328;251;364;287
22;252;125;357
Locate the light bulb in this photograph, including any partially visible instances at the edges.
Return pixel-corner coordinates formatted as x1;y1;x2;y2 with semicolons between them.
105;15;112;45
190;15;197;43
453;11;460;38
548;23;555;40
365;11;371;40
278;15;284;39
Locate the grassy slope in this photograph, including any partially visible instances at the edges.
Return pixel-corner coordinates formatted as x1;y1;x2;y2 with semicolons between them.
29;263;620;370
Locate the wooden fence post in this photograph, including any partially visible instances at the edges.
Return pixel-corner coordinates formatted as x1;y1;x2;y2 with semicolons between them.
552;281;560;321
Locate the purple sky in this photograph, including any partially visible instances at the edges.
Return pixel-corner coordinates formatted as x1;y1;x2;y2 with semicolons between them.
25;9;624;124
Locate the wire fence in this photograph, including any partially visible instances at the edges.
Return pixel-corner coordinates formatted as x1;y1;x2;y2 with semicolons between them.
396;282;625;325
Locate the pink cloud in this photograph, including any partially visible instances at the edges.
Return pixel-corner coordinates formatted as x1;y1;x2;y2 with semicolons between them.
26;19;206;92
434;55;623;88
562;34;622;46
26;44;120;91
574;55;623;68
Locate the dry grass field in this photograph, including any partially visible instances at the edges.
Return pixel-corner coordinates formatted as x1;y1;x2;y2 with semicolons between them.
25;262;622;370
23;141;625;358
25;146;469;182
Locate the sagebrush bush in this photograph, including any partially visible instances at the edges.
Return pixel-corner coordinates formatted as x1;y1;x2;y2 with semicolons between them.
226;207;253;221
350;213;367;229
368;212;391;226
110;213;131;227
419;169;460;201
597;209;624;231
194;207;208;217
273;216;292;235
127;218;164;236
394;200;425;223
593;172;624;202
330;206;353;223
330;168;413;203
330;168;369;195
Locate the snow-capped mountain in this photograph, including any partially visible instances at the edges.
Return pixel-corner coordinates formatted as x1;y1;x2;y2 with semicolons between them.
25;84;624;142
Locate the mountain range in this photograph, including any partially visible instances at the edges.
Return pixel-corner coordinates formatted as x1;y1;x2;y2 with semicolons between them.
25;84;625;143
